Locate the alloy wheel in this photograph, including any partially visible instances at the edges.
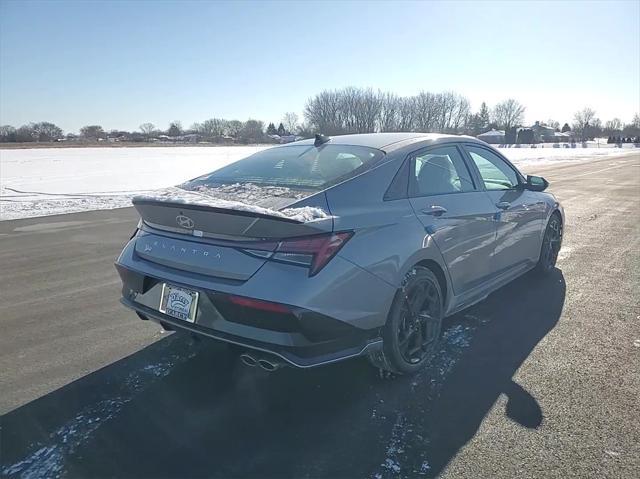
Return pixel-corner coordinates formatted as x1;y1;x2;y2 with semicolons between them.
397;278;442;364
542;217;562;270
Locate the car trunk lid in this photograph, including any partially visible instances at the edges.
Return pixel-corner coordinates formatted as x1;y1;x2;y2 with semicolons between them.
131;185;333;280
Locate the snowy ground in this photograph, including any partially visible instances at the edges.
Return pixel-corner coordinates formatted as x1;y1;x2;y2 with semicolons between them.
0;143;637;221
0;146;270;221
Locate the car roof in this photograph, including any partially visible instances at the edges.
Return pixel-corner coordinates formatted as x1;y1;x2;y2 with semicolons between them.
288;132;482;152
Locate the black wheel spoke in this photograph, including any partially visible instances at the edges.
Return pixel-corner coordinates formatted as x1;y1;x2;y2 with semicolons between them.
396;276;442;365
407;285;429;319
542;219;562;269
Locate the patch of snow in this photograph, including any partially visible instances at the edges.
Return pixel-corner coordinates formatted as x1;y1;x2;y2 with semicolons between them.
419;461;431;474
1;344;197;478
557;246;572;262
497;145;637;171
186;182;307;203
138;186;330;222
373;320;477;478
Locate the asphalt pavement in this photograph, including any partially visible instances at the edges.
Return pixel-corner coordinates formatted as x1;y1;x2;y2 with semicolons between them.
1;152;639;478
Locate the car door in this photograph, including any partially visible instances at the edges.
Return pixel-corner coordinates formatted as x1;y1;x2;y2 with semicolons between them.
406;144;497;295
463;144;546;275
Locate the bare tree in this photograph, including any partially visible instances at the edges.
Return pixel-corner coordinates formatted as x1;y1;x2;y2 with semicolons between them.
282;112;299;135
199;118;228;138
167;121;183;137
378;92;399;132
80;125;105;140
139;123;155;137
492;99;526;130
226;120;243;138
413;92;440;132
397;96;415;132
304;89;344;135
545;119;560;130
449;95;471;133
0;125;17;142
15;125;38;142
604;118;622;132
238;119;265;143
30;122;63;141
572;107;597;137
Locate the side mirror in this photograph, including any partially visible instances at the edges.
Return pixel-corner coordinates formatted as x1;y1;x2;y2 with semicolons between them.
525;175;549;192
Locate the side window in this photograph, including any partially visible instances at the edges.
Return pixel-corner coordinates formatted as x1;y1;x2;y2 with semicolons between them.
466;146;520;190
409;146;475;197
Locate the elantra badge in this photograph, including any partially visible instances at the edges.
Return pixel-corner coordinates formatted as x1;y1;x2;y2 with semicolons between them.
176;215;195;229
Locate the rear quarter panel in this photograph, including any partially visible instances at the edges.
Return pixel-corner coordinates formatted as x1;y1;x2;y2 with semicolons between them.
325;155;452;291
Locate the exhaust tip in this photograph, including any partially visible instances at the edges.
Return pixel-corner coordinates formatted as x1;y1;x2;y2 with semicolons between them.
240;353;257;367
257;358;280;372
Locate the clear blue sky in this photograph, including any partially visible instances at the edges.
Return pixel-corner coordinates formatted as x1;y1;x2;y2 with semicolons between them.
1;0;638;133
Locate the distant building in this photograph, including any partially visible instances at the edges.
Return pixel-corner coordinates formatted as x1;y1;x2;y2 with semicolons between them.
477;129;505;144
531;121;561;142
268;134;302;144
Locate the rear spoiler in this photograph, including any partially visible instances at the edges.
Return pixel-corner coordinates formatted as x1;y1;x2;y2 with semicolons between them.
133;198;302;224
132;198;333;239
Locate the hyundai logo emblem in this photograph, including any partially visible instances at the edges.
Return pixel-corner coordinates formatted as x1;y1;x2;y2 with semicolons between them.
176;215;195;229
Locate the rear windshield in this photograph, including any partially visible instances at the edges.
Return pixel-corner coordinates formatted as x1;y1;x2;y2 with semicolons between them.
185;144;384;190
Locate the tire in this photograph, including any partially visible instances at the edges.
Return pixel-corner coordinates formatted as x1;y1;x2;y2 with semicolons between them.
534;213;563;275
368;266;444;375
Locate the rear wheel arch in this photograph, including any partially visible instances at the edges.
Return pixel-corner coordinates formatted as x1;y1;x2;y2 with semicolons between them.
414;259;448;307
550;208;563;224
369;264;445;374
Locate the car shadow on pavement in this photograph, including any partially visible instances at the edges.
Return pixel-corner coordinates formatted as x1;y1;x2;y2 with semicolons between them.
1;269;565;479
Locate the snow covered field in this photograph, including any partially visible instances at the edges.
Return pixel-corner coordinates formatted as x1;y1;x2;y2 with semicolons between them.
0;144;637;221
0;146;270;221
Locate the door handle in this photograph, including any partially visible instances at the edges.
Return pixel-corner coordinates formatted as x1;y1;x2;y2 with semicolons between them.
495;201;511;210
421;205;447;216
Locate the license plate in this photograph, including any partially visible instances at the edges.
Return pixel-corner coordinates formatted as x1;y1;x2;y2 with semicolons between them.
159;283;199;323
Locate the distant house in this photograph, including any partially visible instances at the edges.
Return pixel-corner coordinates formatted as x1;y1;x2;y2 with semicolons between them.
477;129;505;144
531;122;560;142
551;131;572;142
267;134;302;144
157;133;201;143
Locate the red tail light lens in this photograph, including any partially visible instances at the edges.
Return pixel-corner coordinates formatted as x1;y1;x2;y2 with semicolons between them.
273;231;353;276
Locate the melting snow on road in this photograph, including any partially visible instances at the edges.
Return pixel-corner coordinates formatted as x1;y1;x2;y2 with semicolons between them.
373;321;476;478
1;144;637;221
1;340;197;479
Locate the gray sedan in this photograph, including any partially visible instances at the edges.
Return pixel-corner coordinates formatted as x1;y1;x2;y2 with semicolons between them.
115;133;564;374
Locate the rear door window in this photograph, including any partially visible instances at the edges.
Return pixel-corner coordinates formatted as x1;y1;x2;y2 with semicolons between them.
186;144;384;191
409;145;475;197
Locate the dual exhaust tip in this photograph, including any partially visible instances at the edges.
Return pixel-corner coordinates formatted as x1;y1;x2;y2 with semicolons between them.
240;352;285;372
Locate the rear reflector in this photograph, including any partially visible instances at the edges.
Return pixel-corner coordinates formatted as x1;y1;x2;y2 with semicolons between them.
228;295;291;313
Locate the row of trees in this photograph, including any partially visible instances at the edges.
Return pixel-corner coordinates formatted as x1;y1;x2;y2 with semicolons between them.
570;107;640;139
0;122;64;142
303;87;640;139
1;88;639;143
0;118;282;144
304;88;475;135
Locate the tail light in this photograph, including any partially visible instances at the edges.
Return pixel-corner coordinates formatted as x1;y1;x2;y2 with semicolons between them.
240;231;353;276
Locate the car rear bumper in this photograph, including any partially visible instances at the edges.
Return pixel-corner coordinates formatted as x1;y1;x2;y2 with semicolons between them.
115;263;384;368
